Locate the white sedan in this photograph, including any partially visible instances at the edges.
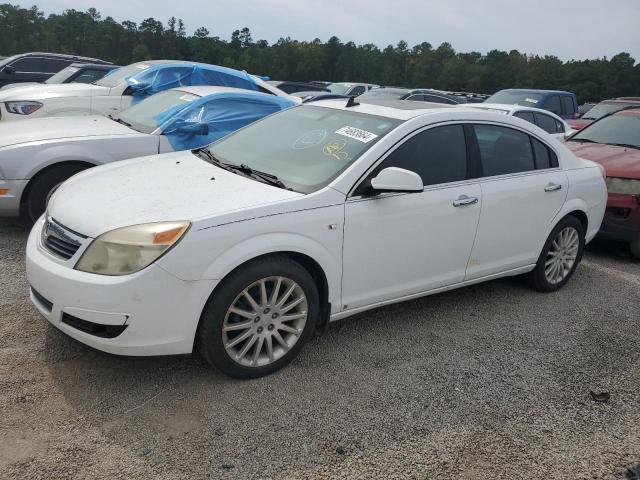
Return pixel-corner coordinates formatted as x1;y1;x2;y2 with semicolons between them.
466;103;574;140
0;86;294;221
26;100;607;378
0;60;293;122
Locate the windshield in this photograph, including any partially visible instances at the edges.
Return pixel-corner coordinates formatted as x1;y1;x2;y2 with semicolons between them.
117;90;200;133
569;112;640;148
328;83;353;95
358;89;409;101
45;66;79;84
208;105;402;193
0;55;19;69
95;63;151;88
485;91;543;106
581;102;634;120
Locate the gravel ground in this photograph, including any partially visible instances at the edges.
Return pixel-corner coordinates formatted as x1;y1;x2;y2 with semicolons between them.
1;217;638;479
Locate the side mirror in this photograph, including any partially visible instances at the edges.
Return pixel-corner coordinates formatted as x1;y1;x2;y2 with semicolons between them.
3;65;16;74
370;167;423;193
126;81;152;95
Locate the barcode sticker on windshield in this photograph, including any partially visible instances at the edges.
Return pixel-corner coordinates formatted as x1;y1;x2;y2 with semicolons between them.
524;98;538;103
335;126;378;143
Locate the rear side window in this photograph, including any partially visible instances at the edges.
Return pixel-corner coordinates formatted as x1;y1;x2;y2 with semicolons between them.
543;96;561;115
375;125;467;186
474;125;535;176
9;57;45;72
513;111;535;125
406;94;426;101
43;58;73;73
530;137;558;169
534;113;560;134
561;96;575;115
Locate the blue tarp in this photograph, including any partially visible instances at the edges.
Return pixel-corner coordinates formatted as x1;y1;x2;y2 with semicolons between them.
155;91;295;151
125;63;260;103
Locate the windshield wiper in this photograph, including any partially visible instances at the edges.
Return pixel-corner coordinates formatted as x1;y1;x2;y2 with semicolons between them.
569;138;600;144
108;114;132;128
608;142;640;150
193;148;290;189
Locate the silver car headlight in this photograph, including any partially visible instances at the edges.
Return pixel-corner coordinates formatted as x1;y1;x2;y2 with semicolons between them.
5;101;43;115
605;177;640;195
75;221;190;275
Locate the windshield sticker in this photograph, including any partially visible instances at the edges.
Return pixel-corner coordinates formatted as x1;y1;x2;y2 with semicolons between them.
179;94;197;102
67;67;79;73
293;129;327;149
335;126;378;143
524;98;538;103
136;64;149;69
323;140;350;161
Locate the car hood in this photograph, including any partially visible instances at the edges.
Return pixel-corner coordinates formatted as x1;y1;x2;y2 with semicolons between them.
48;151;304;238
566;142;640;179
567;118;594;130
0;115;136;148
0;82;39;91
0;83;108;101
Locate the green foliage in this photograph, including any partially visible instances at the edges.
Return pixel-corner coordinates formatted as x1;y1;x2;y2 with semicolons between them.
1;3;638;102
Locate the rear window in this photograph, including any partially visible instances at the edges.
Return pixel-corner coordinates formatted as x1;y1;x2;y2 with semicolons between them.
561;96;575;115
358;89;410;101
569;112;640;149
581;101;634;121
484;91;543;107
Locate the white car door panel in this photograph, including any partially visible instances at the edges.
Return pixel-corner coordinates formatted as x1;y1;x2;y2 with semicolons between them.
342;183;482;310
90;95;125;116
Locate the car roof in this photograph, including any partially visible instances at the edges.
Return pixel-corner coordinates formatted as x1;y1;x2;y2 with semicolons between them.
603;98;640;104
498;88;574;95
614;107;640;117
15;52;112;64
467;103;568;120
311;98;456;120
68;62;119;69
170;85;268;96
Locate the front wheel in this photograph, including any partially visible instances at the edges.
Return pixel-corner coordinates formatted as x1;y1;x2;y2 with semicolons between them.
197;256;319;378
524;216;585;292
24;164;89;223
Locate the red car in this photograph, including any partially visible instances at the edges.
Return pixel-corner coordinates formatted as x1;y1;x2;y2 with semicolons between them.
568;97;640;131
566;108;640;257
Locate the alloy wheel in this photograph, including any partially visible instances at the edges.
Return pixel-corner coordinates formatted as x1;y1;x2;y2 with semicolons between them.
544;226;580;285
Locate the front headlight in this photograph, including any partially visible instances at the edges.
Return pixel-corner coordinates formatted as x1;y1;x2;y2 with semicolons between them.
75;221;190;275
606;177;640;195
5;101;43;115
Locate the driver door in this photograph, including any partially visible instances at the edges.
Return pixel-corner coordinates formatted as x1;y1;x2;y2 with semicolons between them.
341;124;482;310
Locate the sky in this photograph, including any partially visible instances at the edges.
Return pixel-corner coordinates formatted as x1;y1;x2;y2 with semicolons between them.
34;0;640;61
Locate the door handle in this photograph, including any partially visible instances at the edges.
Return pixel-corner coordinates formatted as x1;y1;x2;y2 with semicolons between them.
544;183;562;192
453;195;478;207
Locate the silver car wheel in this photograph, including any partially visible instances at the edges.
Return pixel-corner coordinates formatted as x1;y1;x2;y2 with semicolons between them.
544;226;580;285
222;276;308;368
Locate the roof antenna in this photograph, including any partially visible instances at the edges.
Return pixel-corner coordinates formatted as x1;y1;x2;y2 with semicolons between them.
345;95;359;108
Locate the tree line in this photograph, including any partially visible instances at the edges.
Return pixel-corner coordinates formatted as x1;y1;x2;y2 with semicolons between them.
1;3;639;103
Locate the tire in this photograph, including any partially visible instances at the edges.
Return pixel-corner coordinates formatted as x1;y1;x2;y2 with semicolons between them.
630;237;640;259
524;215;585;292
197;256;319;379
24;164;89;223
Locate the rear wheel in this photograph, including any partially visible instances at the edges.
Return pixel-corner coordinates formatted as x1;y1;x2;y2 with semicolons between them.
525;216;585;292
630;236;640;259
197;256;319;378
24;164;89;223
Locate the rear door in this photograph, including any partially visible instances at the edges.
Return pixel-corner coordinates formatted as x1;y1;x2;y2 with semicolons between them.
465;123;568;279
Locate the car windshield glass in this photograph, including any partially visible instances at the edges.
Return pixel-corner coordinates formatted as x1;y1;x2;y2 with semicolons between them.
45;66;79;84
327;83;352;94
569;112;640;148
485;91;544;106
116;90;199;133
95;63;151;88
358;89;409;101
207;105;402;193
581;102;631;120
0;55;20;69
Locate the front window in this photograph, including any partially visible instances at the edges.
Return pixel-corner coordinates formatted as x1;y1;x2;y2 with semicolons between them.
569;112;640;149
0;55;20;69
484;91;543;107
45;66;79;84
116;90;199;133
95;63;150;88
581;102;633;121
208;105;402;193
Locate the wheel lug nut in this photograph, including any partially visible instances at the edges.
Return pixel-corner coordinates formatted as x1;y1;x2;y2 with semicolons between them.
268;324;274;331
257;327;263;333
263;308;270;314
254;316;260;323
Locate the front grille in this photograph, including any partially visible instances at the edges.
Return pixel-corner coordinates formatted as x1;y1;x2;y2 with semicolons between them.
31;287;53;311
61;313;128;339
42;217;85;260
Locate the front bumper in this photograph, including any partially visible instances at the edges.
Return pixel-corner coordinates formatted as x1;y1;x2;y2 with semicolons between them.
0;179;27;217
598;193;640;243
26;218;218;356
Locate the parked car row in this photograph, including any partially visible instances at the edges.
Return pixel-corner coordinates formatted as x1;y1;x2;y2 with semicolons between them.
0;51;635;380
